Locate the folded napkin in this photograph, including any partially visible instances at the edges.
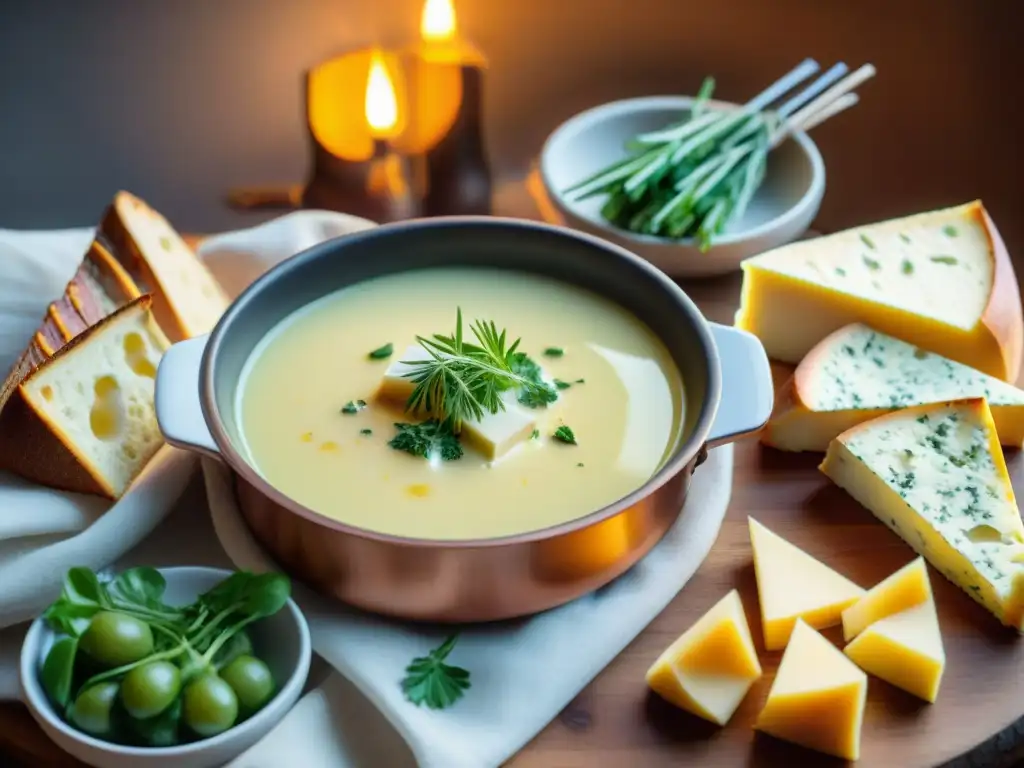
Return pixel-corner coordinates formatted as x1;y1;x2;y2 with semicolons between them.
0;227;195;629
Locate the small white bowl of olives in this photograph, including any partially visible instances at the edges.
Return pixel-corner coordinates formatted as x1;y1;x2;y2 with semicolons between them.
19;566;311;768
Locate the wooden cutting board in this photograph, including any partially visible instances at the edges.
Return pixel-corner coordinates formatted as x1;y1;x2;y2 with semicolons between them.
3;240;1024;767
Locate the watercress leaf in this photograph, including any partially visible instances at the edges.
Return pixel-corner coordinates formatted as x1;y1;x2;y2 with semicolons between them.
212;630;254;671
110;567;168;610
64;568;107;608
41;636;78;709
43;601;98;637
239;573;291;618
199;572;253;614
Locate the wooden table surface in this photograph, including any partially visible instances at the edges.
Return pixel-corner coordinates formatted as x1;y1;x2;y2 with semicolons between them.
3;213;1024;766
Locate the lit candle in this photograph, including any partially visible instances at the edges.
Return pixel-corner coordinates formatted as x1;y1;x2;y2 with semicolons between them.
364;51;401;141
363;52;415;218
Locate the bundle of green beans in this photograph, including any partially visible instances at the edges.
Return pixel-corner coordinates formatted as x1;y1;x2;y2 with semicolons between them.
564;78;781;251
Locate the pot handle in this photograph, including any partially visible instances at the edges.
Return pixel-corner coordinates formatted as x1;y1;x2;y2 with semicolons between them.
706;322;774;447
155;335;222;460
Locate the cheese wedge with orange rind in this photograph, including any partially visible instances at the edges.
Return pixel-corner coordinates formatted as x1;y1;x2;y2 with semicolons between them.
645;589;762;725
755;619;867;761
821;397;1024;632
763;323;1024;452
736;201;1023;382
749;517;865;650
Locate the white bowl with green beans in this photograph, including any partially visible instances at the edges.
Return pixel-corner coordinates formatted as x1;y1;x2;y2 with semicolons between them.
540;94;824;278
19;566;311;768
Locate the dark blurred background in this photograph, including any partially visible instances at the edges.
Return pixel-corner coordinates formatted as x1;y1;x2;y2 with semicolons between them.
1;0;1020;246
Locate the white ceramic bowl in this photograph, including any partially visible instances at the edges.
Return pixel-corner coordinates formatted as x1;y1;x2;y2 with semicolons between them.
20;566;311;768
539;95;825;278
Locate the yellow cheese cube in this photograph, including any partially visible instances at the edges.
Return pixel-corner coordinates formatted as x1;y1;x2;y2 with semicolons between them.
821;398;1024;631
842;557;932;642
377;344;537;461
735;201;1023;382
645;589;762;726
755;619;867;761
844;596;945;703
749;517;865;650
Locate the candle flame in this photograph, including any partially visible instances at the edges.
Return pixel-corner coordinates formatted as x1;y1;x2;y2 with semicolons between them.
364;52;399;136
420;0;456;42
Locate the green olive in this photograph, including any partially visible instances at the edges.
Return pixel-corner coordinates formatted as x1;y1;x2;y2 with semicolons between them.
220;655;275;713
120;660;181;720
69;682;120;737
80;611;154;668
183;674;239;738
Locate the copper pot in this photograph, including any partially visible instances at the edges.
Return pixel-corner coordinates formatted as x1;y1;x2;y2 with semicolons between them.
154;217;772;622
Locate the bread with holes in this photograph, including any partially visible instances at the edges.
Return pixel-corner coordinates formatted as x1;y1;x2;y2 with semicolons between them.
0;295;169;498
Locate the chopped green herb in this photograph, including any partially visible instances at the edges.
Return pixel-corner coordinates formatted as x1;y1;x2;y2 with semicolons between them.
553;425;577;445
543;347;565;358
943;225;958;237
341;399;367;414
511;352;558;408
860;233;876;250
576;462;585;468
367;343;394;360
359;428;373;436
930;255;958;265
388;420;463;461
518;384;558;408
835;267;847;277
530;429;540;440
575;378;585;384
899;232;911;243
401;635;470;710
901;259;914;275
862;255;881;271
159;236;173;251
554;379;572;390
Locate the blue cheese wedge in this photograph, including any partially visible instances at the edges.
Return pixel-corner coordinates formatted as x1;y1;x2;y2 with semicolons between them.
764;324;1024;452
820;397;1024;631
377;345;538;461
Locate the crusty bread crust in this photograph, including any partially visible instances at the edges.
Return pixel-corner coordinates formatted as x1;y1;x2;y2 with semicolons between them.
0;296;163;499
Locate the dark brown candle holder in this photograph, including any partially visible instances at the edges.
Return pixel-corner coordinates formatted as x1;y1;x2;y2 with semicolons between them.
299;45;492;223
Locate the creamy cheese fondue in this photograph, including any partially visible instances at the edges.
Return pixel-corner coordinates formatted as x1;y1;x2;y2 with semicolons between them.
237;268;685;540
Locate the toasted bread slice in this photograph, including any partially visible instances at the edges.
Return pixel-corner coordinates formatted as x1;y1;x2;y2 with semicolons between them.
99;191;229;341
0;296;170;498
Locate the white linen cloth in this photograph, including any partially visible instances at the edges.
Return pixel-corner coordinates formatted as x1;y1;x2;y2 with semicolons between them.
0;210;735;767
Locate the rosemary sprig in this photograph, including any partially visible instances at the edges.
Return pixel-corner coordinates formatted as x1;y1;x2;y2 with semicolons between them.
400;309;551;431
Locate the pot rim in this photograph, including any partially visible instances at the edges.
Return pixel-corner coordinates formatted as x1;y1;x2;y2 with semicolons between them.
199;215;722;548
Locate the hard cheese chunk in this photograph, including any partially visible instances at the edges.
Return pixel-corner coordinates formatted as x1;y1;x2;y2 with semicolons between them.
842;557;932;642
764;323;1024;452
755;620;867;761
645;589;762;725
377;345;537;460
820;397;1024;631
735;201;1023;381
749;517;865;650
0;296;169;498
844;595;945;703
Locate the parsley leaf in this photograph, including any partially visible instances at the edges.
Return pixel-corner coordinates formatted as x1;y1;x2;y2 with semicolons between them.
341;399;367;414
543;347;564;357
401;635;471;709
510;352;558;408
930;255;958;265
367;343;394;360
389;420;463;461
359;428;373;436
553;425;577;444
553;379;572;390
